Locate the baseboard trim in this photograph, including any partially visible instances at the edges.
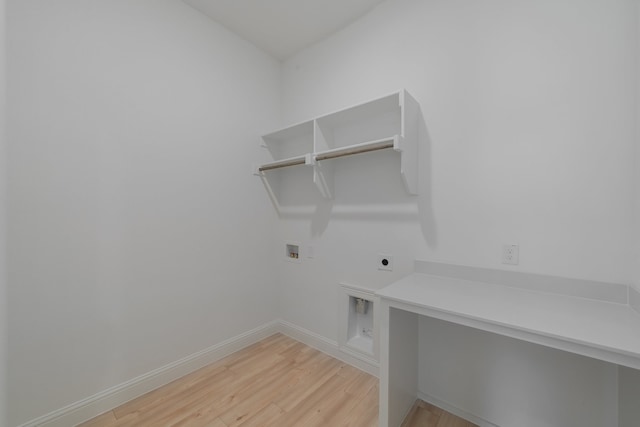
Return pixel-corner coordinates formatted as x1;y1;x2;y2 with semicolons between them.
18;321;280;427
417;391;499;427
277;319;379;377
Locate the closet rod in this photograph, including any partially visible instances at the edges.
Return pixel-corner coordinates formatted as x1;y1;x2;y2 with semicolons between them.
259;140;395;172
259;157;306;172
315;141;394;161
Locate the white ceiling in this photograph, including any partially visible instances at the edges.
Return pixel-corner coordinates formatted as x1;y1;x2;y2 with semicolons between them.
182;0;386;60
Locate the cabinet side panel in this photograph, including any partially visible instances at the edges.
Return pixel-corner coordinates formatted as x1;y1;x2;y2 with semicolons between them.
400;91;419;195
387;307;418;426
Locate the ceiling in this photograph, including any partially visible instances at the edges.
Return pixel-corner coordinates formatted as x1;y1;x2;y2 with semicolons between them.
182;0;387;60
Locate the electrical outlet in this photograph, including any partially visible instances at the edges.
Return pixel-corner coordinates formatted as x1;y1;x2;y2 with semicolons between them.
378;254;393;271
502;244;519;265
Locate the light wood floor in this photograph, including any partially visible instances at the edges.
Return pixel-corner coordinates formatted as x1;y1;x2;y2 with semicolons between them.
78;333;475;427
401;400;477;427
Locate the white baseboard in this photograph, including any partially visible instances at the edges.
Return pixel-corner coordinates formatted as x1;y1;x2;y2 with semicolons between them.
417;391;499;427
16;319;380;427
277;319;379;377
18;321;280;427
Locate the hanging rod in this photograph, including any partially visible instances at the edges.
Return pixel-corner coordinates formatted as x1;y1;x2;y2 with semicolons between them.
259;157;306;172
258;138;396;172
315;140;395;161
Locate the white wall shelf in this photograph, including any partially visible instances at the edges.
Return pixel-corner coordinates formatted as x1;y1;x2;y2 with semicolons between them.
255;90;421;206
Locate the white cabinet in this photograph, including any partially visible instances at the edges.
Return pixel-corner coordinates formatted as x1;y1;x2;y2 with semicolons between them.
255;90;421;207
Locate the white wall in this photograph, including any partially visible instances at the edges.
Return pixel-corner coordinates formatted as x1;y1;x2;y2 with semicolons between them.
0;0;7;425
6;1;280;425
280;0;638;425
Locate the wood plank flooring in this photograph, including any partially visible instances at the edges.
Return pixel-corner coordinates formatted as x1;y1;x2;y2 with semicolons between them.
402;400;477;427
78;333;474;427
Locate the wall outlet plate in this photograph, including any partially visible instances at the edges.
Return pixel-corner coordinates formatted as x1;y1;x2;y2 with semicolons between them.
502;244;519;265
378;254;394;271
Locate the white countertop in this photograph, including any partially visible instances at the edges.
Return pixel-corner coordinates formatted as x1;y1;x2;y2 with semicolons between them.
377;272;640;370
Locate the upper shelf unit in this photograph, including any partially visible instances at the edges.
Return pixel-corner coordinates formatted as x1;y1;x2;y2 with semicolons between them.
255;90;420;201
